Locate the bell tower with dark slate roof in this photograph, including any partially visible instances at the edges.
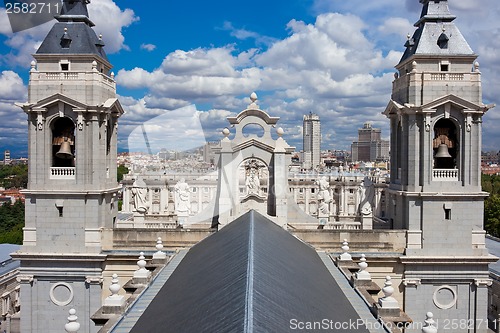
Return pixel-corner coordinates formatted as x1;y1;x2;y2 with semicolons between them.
14;1;123;332
384;1;496;331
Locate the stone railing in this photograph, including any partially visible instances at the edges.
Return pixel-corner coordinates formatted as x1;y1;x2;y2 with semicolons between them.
50;167;75;180
432;168;459;181
324;222;361;230
144;222;178;229
33;71;115;88
430;73;465;81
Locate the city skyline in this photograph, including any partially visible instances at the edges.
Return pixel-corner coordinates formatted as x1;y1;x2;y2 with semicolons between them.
1;0;499;158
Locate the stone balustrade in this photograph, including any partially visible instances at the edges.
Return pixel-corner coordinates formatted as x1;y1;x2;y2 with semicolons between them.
432;168;459;181
50;167;76;180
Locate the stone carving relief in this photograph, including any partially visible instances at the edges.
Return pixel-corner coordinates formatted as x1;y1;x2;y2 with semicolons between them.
245;159;263;196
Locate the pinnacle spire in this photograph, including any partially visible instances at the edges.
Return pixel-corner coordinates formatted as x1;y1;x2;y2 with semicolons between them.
399;0;474;64
56;0;94;26
36;0;107;60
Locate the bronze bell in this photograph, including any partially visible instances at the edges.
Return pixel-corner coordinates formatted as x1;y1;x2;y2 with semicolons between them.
56;139;74;159
435;143;452;158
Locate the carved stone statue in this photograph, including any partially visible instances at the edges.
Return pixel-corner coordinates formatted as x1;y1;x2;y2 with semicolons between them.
245;159;261;196
174;178;191;216
358;176;374;216
131;179;149;214
316;176;332;215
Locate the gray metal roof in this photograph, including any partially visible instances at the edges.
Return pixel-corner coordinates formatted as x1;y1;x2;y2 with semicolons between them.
486;236;500;274
36;22;108;60
400;0;474;63
129;210;371;333
0;244;20;277
36;0;107;60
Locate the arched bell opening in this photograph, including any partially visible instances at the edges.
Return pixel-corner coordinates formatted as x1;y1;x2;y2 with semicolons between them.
51;117;76;168
106;117;113;155
433;118;458;170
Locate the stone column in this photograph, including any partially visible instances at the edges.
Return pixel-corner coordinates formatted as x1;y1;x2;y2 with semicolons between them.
217;131;234;227
273;139;288;228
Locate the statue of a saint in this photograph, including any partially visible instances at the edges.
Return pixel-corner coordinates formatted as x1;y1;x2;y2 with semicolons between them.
316;176;332;215
245;159;261;195
174;178;191;216
358;177;374;216
131;179;149;214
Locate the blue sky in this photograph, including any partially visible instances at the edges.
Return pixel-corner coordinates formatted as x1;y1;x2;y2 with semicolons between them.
1;0;499;157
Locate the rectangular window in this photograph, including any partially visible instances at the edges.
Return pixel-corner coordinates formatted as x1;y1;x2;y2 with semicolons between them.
57;207;63;217
440;64;449;72
60;63;69;71
445;208;452;220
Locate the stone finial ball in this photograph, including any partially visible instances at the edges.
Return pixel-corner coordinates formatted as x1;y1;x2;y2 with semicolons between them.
222;128;230;137
276;127;284;137
250;92;258;102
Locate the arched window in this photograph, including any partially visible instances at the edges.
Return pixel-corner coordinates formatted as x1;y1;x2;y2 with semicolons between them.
51;117;75;167
242;123;264;138
433;118;458;169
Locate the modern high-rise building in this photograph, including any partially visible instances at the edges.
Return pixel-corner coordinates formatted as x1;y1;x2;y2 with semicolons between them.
3;150;11;165
351;122;389;162
302;113;321;169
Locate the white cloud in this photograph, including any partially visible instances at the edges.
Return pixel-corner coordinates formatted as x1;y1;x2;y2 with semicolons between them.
115;12;399;150
160;47;240;77
88;0;139;53
221;21;277;46
0;71;26;100
140;43;156;52
378;17;414;38
116;47;262;99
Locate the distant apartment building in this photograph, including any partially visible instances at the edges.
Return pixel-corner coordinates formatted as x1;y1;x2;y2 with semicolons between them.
482;151;500;165
203;142;219;165
351;123;389;162
302;113;321;169
3;150;11;165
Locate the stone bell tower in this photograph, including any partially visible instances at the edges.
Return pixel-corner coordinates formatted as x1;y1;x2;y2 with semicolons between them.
14;1;123;332
384;1;495;331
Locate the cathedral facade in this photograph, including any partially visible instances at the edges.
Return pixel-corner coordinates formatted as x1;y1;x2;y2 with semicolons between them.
9;0;497;332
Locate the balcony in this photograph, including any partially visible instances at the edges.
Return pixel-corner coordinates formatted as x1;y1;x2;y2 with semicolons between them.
432;169;459;181
31;71;116;89
50;167;75;180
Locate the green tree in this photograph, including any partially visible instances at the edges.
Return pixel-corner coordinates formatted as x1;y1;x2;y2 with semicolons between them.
485;194;500;237
0;164;28;188
0;201;24;244
117;164;129;182
482;174;500;236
